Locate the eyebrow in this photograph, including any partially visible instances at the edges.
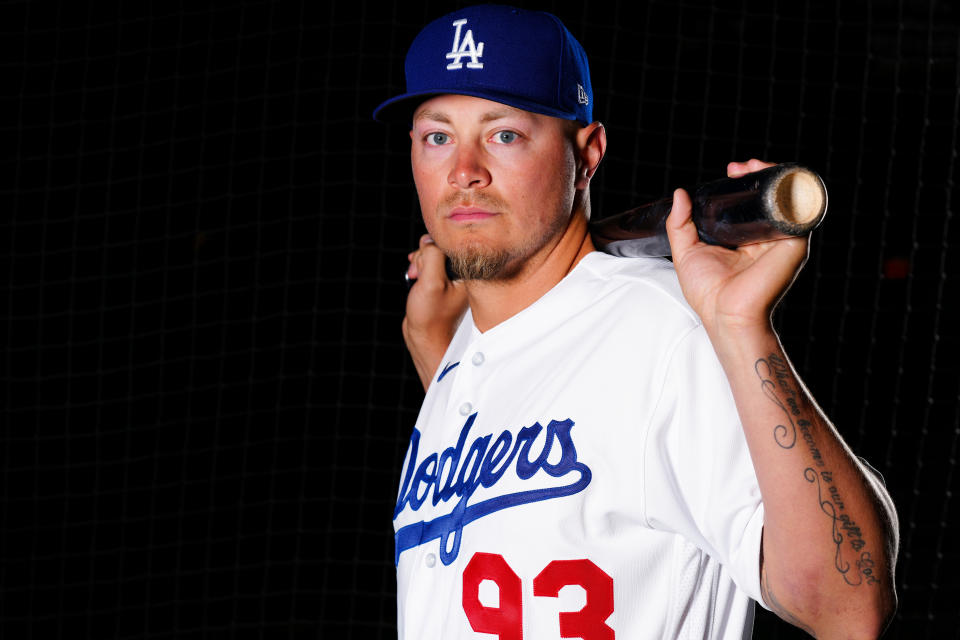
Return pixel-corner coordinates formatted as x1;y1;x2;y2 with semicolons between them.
479;111;513;123
414;109;451;124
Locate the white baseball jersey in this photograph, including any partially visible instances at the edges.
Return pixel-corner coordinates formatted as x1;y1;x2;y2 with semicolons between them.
395;251;768;640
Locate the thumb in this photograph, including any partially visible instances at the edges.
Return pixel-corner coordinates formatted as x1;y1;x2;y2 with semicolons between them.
665;188;699;257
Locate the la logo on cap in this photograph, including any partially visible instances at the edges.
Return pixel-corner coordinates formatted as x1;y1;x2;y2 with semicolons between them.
446;19;484;70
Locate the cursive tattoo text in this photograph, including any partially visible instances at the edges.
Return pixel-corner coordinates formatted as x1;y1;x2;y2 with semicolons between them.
755;354;880;587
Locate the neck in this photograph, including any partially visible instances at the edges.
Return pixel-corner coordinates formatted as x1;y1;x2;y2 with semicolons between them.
464;209;595;332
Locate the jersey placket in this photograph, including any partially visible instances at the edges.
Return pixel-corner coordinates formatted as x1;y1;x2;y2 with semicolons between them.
445;331;487;423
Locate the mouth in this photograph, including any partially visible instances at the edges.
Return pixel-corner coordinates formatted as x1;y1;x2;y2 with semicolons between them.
448;206;497;223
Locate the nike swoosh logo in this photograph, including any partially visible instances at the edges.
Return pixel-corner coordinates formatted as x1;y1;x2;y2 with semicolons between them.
437;361;460;382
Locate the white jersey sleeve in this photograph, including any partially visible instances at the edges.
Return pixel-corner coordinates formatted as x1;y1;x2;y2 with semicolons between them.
642;321;767;606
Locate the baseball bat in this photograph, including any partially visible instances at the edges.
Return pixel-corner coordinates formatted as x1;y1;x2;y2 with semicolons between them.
406;163;827;285
590;163;827;257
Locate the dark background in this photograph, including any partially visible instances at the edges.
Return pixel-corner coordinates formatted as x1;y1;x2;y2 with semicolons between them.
3;0;959;637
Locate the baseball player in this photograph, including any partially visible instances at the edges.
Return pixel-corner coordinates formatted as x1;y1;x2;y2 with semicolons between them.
375;5;898;639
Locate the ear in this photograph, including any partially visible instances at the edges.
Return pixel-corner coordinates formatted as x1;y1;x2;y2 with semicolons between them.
574;122;606;190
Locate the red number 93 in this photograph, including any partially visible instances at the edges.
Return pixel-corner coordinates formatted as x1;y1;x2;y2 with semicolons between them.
462;552;615;640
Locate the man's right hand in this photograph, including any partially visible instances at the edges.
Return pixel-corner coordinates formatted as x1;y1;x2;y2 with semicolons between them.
403;234;468;391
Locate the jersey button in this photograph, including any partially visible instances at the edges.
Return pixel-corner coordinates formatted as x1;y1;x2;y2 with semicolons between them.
471;352;485;366
425;553;437;568
459;402;473;416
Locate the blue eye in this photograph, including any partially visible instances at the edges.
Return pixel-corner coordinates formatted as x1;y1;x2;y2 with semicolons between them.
494;131;518;144
426;132;450;146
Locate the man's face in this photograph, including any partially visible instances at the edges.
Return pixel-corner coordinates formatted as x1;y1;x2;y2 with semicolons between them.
410;94;580;281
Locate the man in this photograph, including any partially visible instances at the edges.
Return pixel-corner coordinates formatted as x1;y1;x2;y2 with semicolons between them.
375;5;897;639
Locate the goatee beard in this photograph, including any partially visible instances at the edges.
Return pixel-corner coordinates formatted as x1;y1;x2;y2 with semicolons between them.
447;246;514;281
440;192;516;281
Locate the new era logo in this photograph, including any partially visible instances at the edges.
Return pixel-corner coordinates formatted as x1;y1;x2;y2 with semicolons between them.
577;83;589;105
446;19;484;70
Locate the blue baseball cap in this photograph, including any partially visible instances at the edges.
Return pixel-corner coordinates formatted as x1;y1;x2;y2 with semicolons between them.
373;4;593;126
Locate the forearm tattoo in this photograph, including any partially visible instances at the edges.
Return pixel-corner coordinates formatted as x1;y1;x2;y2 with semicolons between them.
755;354;880;587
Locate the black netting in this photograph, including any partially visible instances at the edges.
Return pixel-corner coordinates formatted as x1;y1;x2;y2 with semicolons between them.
3;0;958;637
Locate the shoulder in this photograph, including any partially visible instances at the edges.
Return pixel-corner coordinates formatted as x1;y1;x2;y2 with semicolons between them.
572;252;701;328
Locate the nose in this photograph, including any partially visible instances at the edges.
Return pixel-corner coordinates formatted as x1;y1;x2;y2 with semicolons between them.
448;142;491;190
